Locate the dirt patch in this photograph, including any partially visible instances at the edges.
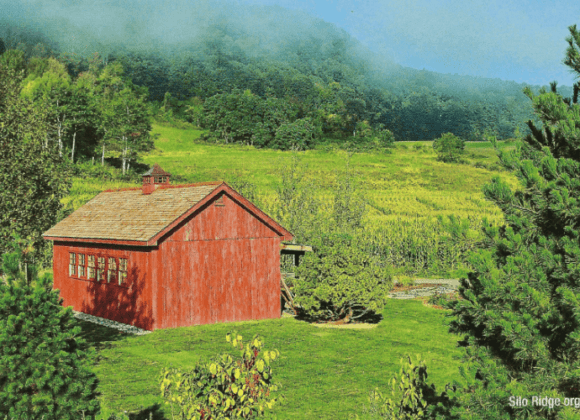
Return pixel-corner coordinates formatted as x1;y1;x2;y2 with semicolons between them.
311;322;378;330
391;283;443;292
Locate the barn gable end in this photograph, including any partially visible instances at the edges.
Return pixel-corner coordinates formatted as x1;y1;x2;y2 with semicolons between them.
166;192;281;243
155;186;286;328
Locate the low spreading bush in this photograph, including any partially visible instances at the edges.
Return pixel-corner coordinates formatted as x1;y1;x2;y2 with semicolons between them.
160;332;283;419
294;232;392;323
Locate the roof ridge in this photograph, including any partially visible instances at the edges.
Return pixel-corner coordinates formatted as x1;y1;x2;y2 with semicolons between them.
102;181;223;194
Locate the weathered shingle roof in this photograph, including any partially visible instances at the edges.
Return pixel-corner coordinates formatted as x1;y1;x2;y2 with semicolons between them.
43;182;221;243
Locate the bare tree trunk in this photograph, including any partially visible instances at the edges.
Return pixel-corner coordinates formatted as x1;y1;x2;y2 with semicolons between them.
122;135;127;175
101;144;105;166
71;131;76;163
55;100;65;157
57;120;63;157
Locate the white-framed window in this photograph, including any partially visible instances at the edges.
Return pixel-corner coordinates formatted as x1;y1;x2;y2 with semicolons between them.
69;253;76;276
78;254;86;277
97;256;105;282
107;257;117;283
119;258;128;285
87;255;96;279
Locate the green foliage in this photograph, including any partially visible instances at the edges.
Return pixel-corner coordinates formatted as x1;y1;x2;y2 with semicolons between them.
354;355;459;420
294;232;392;322
0;53;72;263
445;23;580;419
160;332;283;420
273;117;318;150
432;133;465;163
357;355;429;420
0;247;99;419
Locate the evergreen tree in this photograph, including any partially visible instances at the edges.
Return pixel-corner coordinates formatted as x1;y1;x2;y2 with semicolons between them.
446;24;580;419
0;245;99;419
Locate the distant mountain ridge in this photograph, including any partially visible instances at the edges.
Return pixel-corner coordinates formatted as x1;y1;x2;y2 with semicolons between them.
1;0;567;140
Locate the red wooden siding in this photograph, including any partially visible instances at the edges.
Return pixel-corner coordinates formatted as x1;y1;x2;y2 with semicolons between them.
154;193;281;329
53;241;155;330
51;188;288;331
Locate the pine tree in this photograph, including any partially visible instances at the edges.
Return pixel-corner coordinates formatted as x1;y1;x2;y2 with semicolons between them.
446;24;580;419
0;245;100;419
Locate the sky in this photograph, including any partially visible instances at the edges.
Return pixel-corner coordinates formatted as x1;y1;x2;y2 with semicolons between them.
240;0;580;87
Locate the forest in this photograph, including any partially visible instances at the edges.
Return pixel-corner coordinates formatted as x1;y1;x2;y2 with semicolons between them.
0;0;558;159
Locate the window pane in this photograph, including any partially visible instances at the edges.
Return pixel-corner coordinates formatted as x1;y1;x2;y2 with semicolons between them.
107;257;117;283
87;255;95;279
118;258;128;284
78;254;85;277
69;253;76;276
97;257;105;281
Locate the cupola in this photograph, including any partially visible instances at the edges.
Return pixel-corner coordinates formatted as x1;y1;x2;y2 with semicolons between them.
142;163;171;195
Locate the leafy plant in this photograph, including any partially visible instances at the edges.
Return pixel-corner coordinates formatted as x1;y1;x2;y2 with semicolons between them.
356;356;426;420
427;290;460;309
354;355;459;420
160;332;283;419
432;133;465;163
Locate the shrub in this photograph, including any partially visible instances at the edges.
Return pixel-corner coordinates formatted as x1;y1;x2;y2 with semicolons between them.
294;232;392;322
427;290;460;308
160;332;283;419
361;355;428;420
354;355;458;420
0;248;100;419
432;133;465;163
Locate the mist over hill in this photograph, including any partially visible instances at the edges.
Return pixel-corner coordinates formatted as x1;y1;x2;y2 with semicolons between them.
0;0;558;140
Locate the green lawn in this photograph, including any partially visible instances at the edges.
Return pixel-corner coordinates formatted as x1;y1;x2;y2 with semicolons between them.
85;299;464;419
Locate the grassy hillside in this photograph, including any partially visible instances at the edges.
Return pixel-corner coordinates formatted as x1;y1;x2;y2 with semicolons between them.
61;125;523;418
64;123;520;277
142;123;517;224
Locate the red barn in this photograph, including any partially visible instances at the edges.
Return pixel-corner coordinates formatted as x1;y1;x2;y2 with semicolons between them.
42;164;298;331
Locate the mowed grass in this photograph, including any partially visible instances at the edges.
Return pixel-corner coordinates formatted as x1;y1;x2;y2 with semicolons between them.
86;300;464;419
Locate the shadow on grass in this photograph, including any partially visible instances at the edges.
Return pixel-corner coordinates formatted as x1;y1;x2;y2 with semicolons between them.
292;307;384;325
75;318;128;351
128;403;167;420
